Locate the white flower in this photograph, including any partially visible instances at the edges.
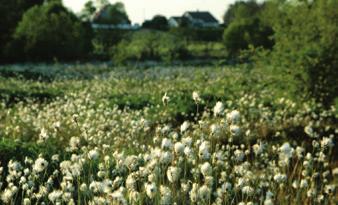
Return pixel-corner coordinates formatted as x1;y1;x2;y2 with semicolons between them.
274;173;287;183
180;121;190;133
199;141;211;160
279;142;294;159
161;151;172;164
320;137;334;149
167;166;181;183
1;188;14;204
23;198;31;205
69;137;80;149
182;137;193;147
226;110;240;124
300;179;308;188
145;182;157;199
88;149;99;160
304;124;314;137
160;185;172;205
162;92;170;105
230;125;241;136
198;185;211;201
48;190;63;203
210;124;221;136
200;162;212;177
264;198;274;205
190;183;199;202
192;91;201;103
126;175;136;190
242;185;254;196
161;138;172;150
234;149;245;162
174;142;185;155
33;157;48;173
253;142;265;155
38;128;49;143
213;101;224;116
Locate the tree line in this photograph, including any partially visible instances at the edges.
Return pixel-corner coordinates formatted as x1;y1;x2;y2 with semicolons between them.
0;0;337;104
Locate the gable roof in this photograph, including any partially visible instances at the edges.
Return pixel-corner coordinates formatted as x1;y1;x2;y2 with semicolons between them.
185;11;218;24
171;16;182;21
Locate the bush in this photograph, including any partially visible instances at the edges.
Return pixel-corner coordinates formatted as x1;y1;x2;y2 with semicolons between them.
223;18;273;56
13;1;92;61
269;0;338;106
113;30;189;63
92;29;131;60
169;27;223;42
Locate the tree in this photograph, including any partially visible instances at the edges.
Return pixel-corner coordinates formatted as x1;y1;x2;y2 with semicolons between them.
223;0;261;26
14;1;92;61
114;30;189;63
0;0;44;62
80;0;97;21
93;2;130;25
223;18;273;55
269;0;338;105
142;15;169;31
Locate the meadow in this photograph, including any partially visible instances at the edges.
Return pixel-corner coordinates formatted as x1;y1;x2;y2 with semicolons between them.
0;63;337;204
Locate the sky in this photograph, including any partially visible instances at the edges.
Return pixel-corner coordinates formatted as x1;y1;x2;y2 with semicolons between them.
63;0;238;24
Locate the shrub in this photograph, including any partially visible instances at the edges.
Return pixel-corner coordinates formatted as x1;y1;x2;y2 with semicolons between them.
169;28;223;42
269;0;338;106
113;30;189;63
92;29;131;60
223;18;273;56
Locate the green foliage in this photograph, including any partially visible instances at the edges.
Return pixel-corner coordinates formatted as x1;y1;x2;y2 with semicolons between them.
223;0;261;25
113;30;189;63
0;0;44;62
142;15;169;31
92;29;132;60
170;27;224;42
13;1;92;61
268;0;338;106
223;18;274;55
80;0;96;21
93;2;130;25
0;137;61;165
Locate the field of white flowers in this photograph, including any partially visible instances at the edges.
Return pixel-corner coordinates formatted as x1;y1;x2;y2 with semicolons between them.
0;64;337;204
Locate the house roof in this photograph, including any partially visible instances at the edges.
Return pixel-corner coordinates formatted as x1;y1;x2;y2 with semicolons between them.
185;11;219;24
171;16;182;21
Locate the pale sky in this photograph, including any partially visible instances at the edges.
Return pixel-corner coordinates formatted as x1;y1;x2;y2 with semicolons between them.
63;0;237;24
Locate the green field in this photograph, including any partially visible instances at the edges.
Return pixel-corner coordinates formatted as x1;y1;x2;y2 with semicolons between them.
0;64;337;204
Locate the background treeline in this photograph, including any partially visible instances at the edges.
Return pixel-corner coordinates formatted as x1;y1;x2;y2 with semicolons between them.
0;0;337;104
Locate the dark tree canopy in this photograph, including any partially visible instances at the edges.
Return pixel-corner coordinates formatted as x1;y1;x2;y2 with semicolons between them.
223;18;274;55
0;0;44;61
142;15;169;31
14;1;92;61
80;1;97;21
223;0;261;25
93;2;131;25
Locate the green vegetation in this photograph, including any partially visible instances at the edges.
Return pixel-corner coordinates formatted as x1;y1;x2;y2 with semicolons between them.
0;63;337;204
13;1;92;61
114;30;189;63
0;0;337;204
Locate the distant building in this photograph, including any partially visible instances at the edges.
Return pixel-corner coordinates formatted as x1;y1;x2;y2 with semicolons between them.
168;16;183;27
183;11;219;28
169;11;219;28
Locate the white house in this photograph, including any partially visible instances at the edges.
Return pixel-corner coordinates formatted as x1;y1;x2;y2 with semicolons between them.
182;11;219;28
